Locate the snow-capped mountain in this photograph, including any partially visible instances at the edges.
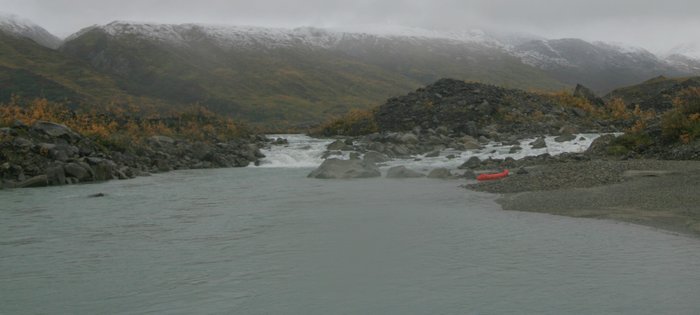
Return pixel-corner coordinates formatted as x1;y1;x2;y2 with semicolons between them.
510;38;697;92
0;13;61;49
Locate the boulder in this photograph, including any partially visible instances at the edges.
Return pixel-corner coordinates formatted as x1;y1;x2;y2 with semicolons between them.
363;151;390;164
64;162;91;181
427;168;452;179
32;121;78;140
554;134;576;142
425;150;440;158
573;84;605;106
509;145;522;153
308;159;381;179
17;175;48;188
386;166;425;178
46;164;66;185
530;137;547;149
327;140;352;151
461;136;481;150
399;133;419;144
458;156;482;169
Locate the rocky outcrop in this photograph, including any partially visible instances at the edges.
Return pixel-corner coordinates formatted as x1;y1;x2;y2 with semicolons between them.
374;79;613;138
307;159;381;179
0;120;267;189
573;84;605;106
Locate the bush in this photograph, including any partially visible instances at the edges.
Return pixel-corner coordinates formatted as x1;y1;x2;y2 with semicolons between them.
311;108;378;137
661;87;700;143
0;99;250;150
606;133;654;155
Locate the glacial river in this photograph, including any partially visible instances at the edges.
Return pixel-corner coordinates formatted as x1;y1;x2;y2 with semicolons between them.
1;135;699;314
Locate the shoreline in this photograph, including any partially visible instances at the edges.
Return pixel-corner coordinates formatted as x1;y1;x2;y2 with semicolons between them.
466;159;700;237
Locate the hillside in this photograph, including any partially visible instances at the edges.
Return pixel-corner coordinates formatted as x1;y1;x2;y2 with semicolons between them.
0;32;172;111
512;39;695;94
605;75;700;111
59;22;567;127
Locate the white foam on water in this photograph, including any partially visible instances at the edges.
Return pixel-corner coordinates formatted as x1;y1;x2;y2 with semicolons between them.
255;134;334;168
255;133;613;170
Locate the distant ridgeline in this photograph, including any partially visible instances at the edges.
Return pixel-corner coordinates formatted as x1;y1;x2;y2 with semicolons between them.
1;15;699;129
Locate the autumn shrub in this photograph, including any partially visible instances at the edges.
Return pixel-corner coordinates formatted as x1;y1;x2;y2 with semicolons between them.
0;99;249;149
312;108;378;136
661;87;700;143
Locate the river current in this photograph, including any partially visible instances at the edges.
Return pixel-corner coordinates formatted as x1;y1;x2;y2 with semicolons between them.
1;135;699;314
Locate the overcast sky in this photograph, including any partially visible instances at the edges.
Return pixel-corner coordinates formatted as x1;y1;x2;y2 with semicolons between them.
1;0;699;53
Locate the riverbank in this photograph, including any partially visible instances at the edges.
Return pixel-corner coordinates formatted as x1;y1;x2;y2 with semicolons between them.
0;120;268;189
467;159;700;237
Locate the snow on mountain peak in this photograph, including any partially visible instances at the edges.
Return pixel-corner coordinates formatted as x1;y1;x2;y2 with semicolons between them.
86;21;503;50
0;12;61;49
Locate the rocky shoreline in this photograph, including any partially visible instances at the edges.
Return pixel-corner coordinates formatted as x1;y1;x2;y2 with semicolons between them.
0;120;269;189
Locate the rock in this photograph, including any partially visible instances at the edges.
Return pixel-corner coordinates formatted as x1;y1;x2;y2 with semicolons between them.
17;175;48;188
516;167;529;175
91;159;116;181
363;151;390;164
13;120;28;129
386;166;424;178
327;140;352;151
148;135;175;145
573;84;605;106
349;152;361;160
425;151;440;158
31;121;78;140
461;135;481;149
462;170;477;179
399;133;419;144
458;156;481;169
554;134;576;142
64;162;90;181
46;164;66;185
308;159;381;179
272;138;289;145
530;137;547;149
509;145;522;153
9;137;30;150
322;151;343;159
446;154;457;159
88;193;106;198
427;168;452;179
585;134;618;156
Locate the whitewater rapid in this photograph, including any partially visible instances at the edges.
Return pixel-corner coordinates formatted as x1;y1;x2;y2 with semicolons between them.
256;133;606;170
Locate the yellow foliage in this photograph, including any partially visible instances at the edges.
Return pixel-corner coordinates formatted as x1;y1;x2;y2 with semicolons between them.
0;98;249;149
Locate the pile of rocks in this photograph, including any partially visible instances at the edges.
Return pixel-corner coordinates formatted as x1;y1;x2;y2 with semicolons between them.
0;121;267;189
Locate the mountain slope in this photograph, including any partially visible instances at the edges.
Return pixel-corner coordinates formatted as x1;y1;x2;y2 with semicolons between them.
60;22;567;126
0;13;61;49
0;31;171;110
605;75;700;111
512;39;697;93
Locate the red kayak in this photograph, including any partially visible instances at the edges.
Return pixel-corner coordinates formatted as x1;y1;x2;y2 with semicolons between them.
476;169;509;181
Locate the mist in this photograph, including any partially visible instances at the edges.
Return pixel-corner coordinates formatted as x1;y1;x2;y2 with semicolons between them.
2;0;699;53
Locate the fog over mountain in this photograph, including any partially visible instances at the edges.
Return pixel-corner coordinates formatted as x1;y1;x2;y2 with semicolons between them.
1;0;699;56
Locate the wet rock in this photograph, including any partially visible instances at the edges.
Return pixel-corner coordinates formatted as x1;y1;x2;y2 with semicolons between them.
399;133;419;144
327;140;352;151
349;152;361;160
88;193;106;198
308;159;381;179
573;84;605;106
459;156;482;169
17;175;48;188
46;164;66;185
530;137;547;149
64;162;91;181
427;168;452;179
386;166;424;178
509;145;522;153
363;151;390;164
554;134;576;142
425;150;440;158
